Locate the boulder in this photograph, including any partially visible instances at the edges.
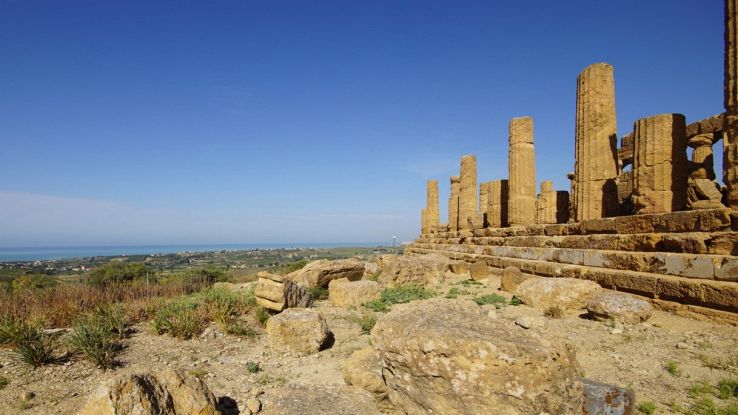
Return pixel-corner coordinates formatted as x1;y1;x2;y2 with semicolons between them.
341;347;390;409
500;266;533;292
255;273;312;312
77;369;221;415
515;277;601;311
289;259;365;289
363;262;380;279
581;378;635;415
262;385;380;415
587;291;653;324
266;308;330;356
447;261;470;274
469;261;490;280
328;279;381;307
371;299;583;415
376;254;448;287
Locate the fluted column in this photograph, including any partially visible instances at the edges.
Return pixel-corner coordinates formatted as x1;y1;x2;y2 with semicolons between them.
725;0;738;208
574;63;619;221
488;180;508;228
459;155;478;230
448;175;461;231
632;114;688;214
420;208;427;234
425;179;440;232
536;181;557;224
688;134;716;180
508;117;536;226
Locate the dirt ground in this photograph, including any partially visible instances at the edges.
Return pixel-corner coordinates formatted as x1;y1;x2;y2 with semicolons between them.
1;274;737;414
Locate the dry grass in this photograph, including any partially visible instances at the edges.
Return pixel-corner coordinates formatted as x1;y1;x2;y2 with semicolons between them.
0;278;210;328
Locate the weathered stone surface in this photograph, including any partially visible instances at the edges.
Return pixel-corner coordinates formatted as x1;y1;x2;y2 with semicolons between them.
255;275;311;312
488;179;509;228
262;385;380;415
469;261;490;280
449;175;461;231
726;0;738;209
459;155;478;230
425;179;440;233
467;212;485;230
289;259;364;289
266;308;330;356
581;378;635;415
537;180;568;224
328;278;381;307
372;299;583;415
688;133;716;180
587;291;653;323
688;178;724;211
500;266;533;292
632;113;688;214
574;62;619;221
515;277;602;310
77;369;221;415
508;116;537;226
376;254;447;287
341;347;389;407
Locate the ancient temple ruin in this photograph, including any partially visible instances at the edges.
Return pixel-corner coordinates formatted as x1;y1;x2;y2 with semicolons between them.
408;0;738;320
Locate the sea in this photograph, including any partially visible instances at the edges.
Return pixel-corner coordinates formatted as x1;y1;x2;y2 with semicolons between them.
0;242;389;262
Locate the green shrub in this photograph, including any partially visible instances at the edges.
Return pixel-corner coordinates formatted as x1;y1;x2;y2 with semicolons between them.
152;300;205;339
509;296;523;306
445;288;459;299
0;317;23;345
664;360;680;376
92;305;127;339
283;260;308;274
309;286;329;301
10;275;56;292
88;262;150;286
68;315;120;369
473;294;507;306
367;270;382;281
246;361;261;373
166;268;226;284
363;285;434;312
353;313;377;334
637;401;656;414
363;300;389;313
0;376;8;390
255;307;270;327
12;322;55;367
719;378;738;400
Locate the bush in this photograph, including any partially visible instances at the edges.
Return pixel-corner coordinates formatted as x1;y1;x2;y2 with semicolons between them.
255;307;270;327
0;376;7;390
544;306;564;319
352;313;377;334
12;322;55;367
246;361;261;373
11;275;56;292
0;317;23;345
283;260;308;274
445;288;459;299
637;401;656;414
719;378;738;400
473;294;506;306
68;313;120;369
152;300;205;340
363;285;434;313
166;268;226;284
88;262;151;286
509;297;523;306
309;287;329;301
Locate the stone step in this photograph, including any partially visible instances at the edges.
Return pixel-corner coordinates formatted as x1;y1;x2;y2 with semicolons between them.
405;246;738;313
409;242;738;281
416;231;738;256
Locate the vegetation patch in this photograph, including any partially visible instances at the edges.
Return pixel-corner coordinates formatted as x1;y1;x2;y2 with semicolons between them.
364;285;435;312
637;401;656;414
473;294;507;306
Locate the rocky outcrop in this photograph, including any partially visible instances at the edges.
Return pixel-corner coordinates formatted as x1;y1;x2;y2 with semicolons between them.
376;254;448;287
587;291;653;323
515;277;602;311
265;308;330;356
262;385;380;415
289;259;364;289
341;347;390;409
77;369;221;415
255;272;311;312
371;299;583;415
328;279;381;307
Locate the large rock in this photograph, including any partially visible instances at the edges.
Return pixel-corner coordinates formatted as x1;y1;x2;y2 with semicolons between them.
266;308;330;356
376;254;448;287
255;272;311;312
469;261;491;280
77;369;221;415
515;277;601;311
262;385;380;415
341;347;388;401
371;299;583;415
289;259;365;289
500;266;533;292
328;278;381;307
587;291;653;324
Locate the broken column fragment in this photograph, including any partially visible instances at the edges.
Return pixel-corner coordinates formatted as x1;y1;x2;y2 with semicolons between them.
459;155;478;231
632;114;688;214
574;63;619;221
508;117;536;226
536;181;557;225
448;175;461;231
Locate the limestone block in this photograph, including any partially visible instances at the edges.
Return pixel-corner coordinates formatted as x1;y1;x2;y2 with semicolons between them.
262;385;380;415
371;299;583;414
574;63;619;221
376;254;448;287
328;278;381;307
459;155;478;230
500;266;533;292
289;258;365;289
341;347;390;409
469;261;490;280
508;117;537;226
586;291;653;323
632;113;688;214
266;308;330;356
515;277;602;311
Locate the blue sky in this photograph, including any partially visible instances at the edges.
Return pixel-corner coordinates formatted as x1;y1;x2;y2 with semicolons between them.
0;0;724;247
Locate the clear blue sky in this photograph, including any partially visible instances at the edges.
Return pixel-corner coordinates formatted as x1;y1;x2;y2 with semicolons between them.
0;0;724;247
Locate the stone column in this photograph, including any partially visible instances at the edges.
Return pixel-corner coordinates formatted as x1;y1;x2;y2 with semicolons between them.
479;182;490;217
425;179;440;232
459;155;478;230
420;208;428;234
508;117;537;226
556;191;570;223
688;134;716;180
536;180;557;224
574;63;619;221
632;114;688;214
488;180;508;228
448;176;461;231
726;0;738;208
